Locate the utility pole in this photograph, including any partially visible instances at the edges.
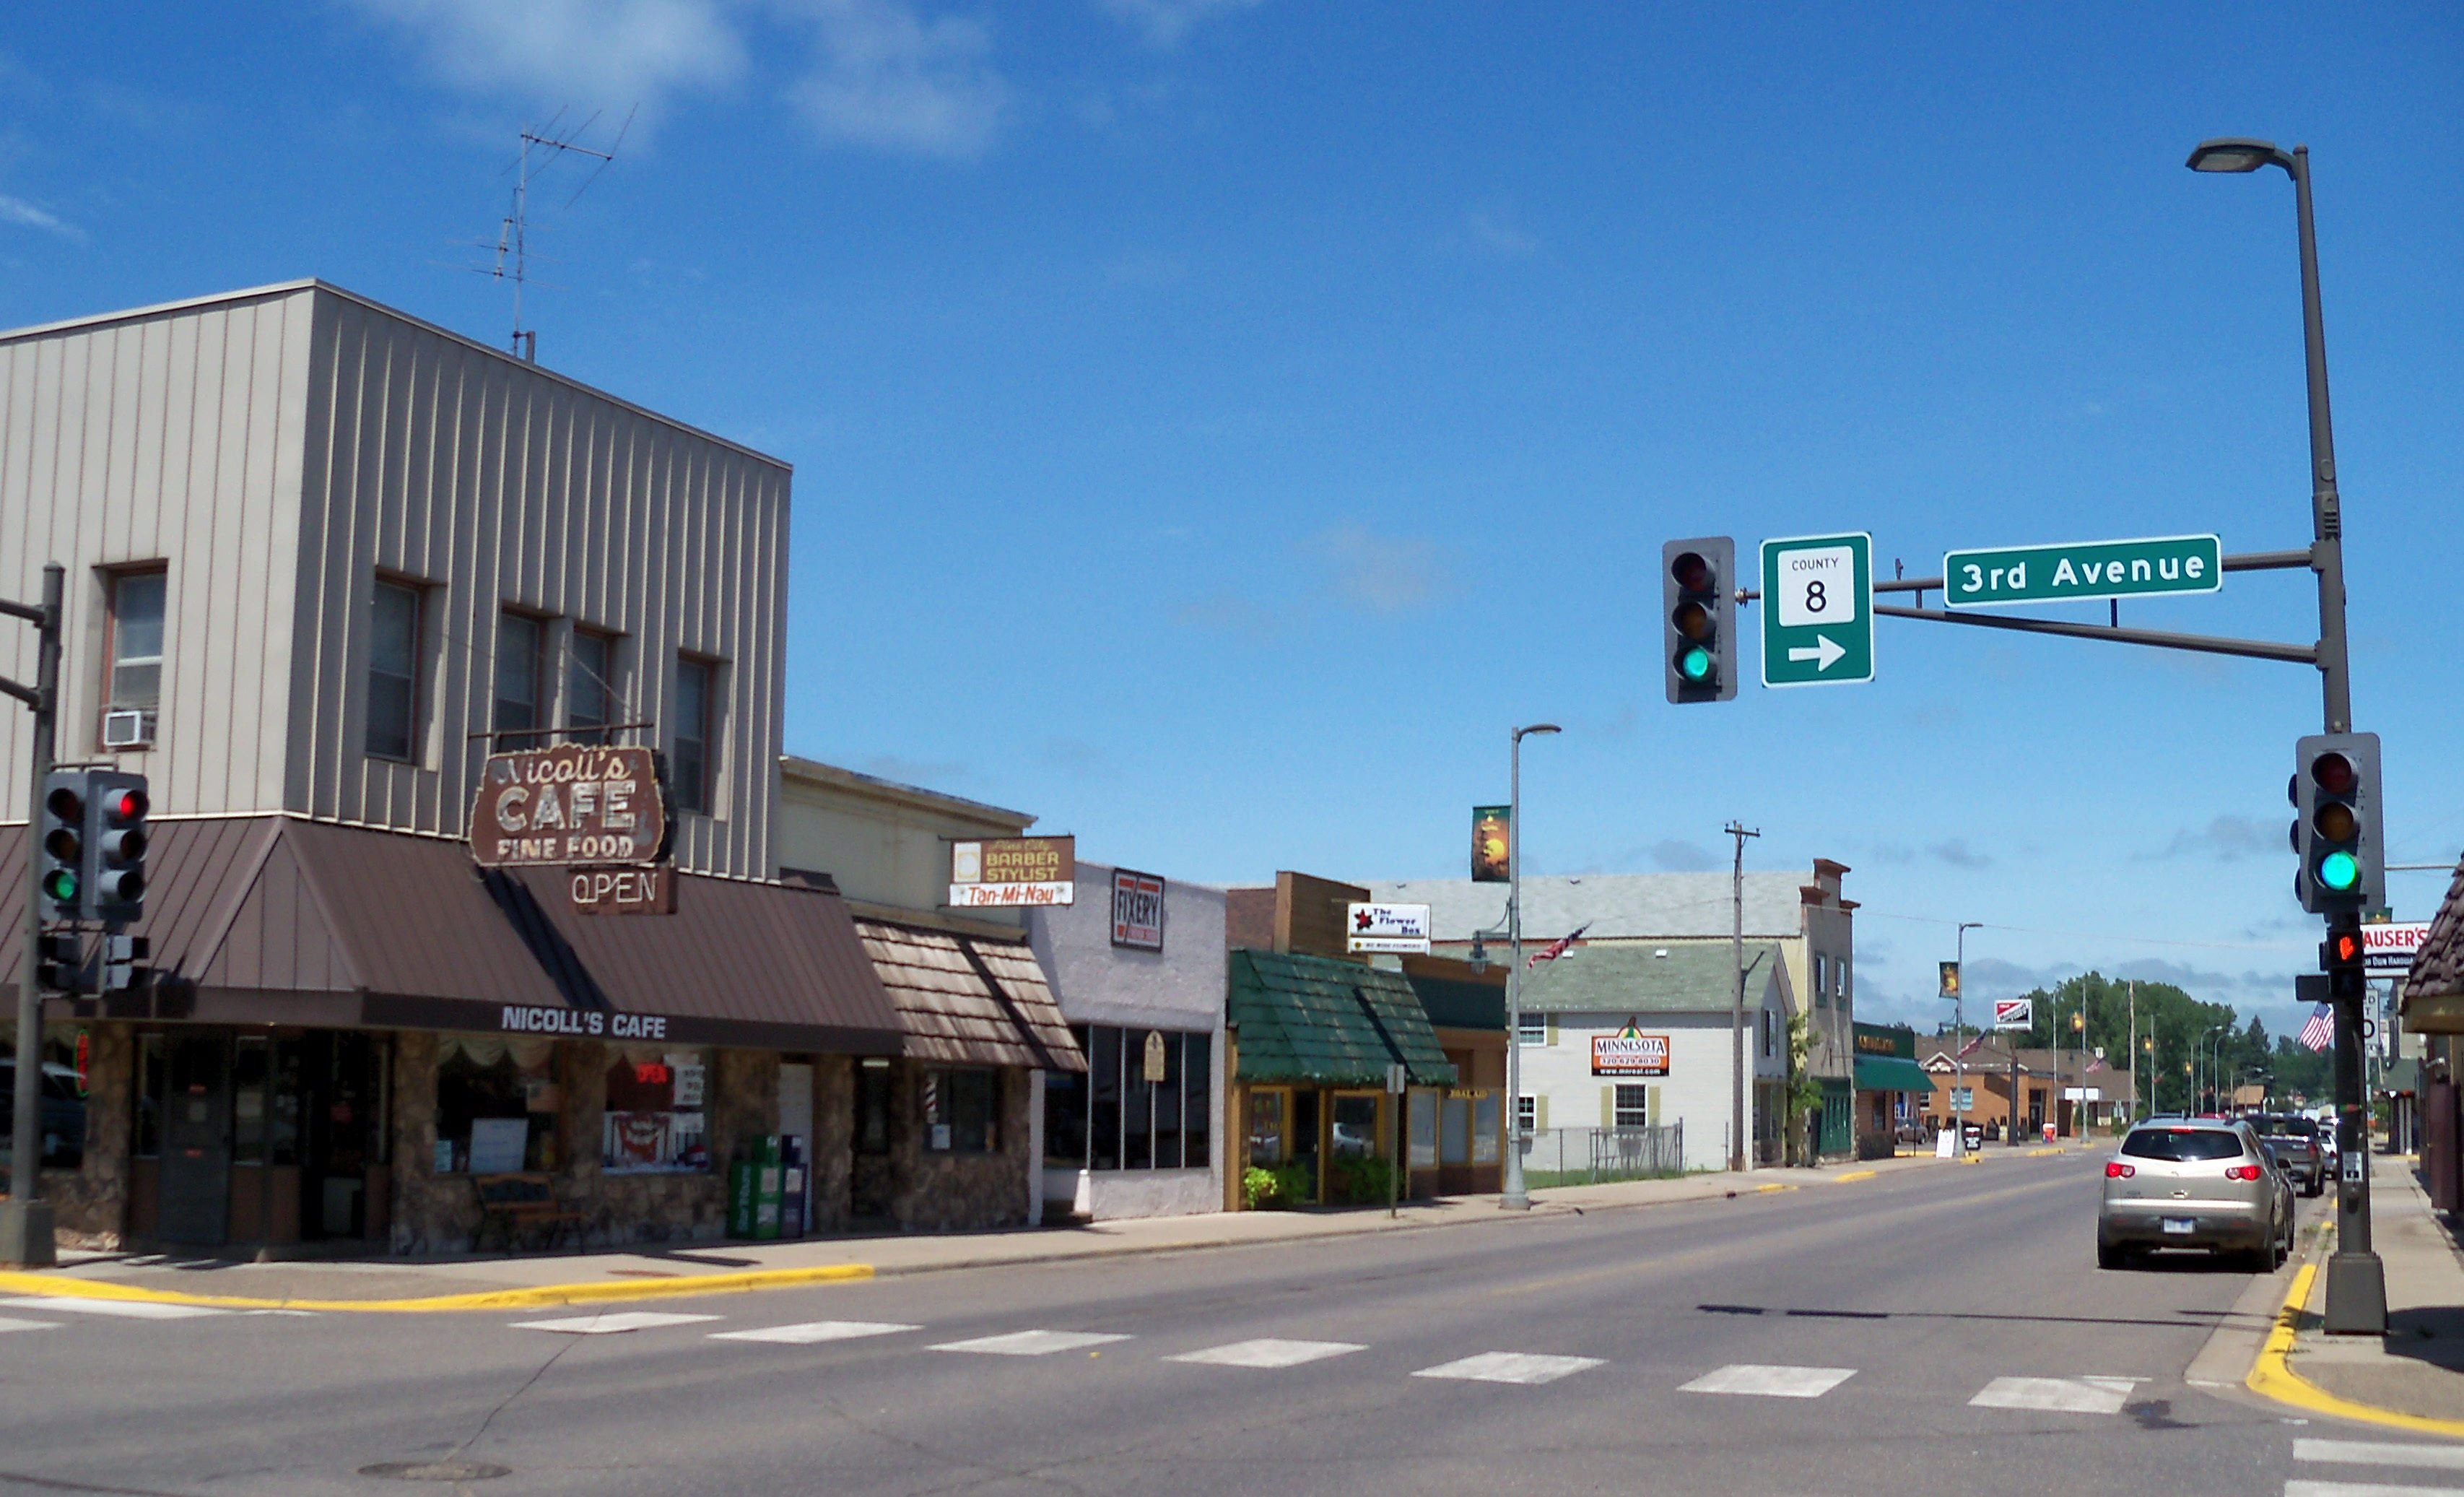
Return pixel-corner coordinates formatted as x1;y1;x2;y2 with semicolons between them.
1499;722;1559;1211
1;564;62;1269
1726;821;1759;1171
1951;922;1979;1153
2127;981;2137;1123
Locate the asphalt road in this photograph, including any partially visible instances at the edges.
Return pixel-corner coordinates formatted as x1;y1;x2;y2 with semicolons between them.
0;1151;2424;1497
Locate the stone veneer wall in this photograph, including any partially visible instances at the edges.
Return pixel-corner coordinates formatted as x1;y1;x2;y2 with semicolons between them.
889;1062;1033;1233
387;1035;787;1253
807;1054;855;1234
40;1021;133;1249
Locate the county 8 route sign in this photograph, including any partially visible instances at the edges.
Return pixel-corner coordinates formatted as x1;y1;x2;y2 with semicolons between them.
1760;531;1873;687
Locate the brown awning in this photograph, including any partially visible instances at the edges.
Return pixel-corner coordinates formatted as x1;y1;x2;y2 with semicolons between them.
856;919;1084;1071
2403;858;2464;1032
4;816;905;1054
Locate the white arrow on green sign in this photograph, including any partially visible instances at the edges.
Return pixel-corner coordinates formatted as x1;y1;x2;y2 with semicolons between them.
1761;531;1873;687
1942;534;2222;609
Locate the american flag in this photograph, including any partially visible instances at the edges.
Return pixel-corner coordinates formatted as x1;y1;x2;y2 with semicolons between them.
1527;922;1593;968
1958;1030;1984;1057
2297;1002;2335;1053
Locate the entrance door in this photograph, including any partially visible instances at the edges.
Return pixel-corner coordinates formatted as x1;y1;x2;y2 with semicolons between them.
158;1033;231;1245
778;1063;814;1233
850;1062;895;1221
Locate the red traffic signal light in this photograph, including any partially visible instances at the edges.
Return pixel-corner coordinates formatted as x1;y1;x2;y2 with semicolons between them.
105;786;148;822
2329;930;2362;966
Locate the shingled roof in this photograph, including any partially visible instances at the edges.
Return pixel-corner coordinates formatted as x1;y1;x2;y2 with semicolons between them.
1227;949;1456;1088
856;920;1085;1071
2403;858;2464;1006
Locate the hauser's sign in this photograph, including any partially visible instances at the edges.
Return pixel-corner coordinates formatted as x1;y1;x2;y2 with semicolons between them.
1110;868;1165;950
471;746;667;867
950;837;1076;908
2364;921;2432;973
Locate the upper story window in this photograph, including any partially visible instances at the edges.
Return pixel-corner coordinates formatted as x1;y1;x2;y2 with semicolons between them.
1813;953;1829;1007
367;580;422;762
106;569;167;711
494;612;544;750
567;629;615;746
1515;1012;1548;1046
672;656;716;814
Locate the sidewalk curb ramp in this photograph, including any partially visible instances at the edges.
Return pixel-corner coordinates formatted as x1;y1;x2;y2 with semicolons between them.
0;1262;874;1314
2246;1259;2464;1438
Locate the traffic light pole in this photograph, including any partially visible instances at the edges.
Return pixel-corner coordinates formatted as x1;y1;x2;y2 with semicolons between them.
0;563;62;1269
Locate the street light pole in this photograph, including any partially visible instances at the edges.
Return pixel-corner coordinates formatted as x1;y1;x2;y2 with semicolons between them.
1727;820;1761;1172
2188;134;2380;1334
1953;922;1980;1152
1;564;62;1269
1499;722;1559;1212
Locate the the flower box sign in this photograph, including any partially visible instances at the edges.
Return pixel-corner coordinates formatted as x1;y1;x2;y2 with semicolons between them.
471;745;667;867
1591;1033;1670;1077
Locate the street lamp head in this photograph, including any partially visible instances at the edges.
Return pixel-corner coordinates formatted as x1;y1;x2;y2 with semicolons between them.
2187;136;2291;175
1515;723;1562;741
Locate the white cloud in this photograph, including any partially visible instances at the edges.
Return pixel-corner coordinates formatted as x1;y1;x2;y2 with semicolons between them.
2145;815;2278;862
1311;524;1445;614
0;194;82;242
1096;0;1262;48
781;0;1008;160
349;0;747;124
1464;203;1538;259
1929;838;1995;870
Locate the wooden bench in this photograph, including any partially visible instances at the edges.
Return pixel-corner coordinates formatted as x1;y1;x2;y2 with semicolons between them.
472;1172;587;1252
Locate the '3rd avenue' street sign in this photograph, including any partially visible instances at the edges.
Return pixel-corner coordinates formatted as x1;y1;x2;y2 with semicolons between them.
1761;531;1873;687
1943;534;2222;609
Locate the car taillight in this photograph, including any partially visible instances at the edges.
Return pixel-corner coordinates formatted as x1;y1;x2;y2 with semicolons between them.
2224;1165;2262;1181
2106;1162;2135;1178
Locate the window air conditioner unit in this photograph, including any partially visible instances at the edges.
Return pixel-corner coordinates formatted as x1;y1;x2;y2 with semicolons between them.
102;708;154;749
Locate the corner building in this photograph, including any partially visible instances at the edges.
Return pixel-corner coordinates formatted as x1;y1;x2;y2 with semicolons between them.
0;281;1056;1252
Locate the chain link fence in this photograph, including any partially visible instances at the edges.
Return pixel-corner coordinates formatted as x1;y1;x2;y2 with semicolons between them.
1518;1124;1686;1187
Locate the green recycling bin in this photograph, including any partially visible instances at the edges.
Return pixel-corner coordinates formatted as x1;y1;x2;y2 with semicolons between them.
727;1151;757;1238
754;1134;784;1241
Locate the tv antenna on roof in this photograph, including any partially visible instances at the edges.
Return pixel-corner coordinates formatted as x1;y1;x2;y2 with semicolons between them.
474;105;635;364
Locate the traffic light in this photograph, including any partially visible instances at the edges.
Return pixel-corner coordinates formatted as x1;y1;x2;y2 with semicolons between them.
35;932;84;994
2323;924;2367;1004
37;771;84;918
82;771;149;923
2291;733;2382;916
1663;537;1737;703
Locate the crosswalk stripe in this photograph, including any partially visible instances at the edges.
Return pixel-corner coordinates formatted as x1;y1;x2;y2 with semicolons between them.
2297;1441;2464;1472
710;1320;920;1345
1969;1376;2142;1415
0;1316;60;1333
1411;1352;1604;1386
1681;1363;1858;1399
1167;1338;1366;1369
509;1311;722;1335
0;1296;224;1320
2285;1482;2464;1497
929;1329;1130;1357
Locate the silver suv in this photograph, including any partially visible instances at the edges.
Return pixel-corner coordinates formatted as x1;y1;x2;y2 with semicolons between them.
2097;1117;2294;1271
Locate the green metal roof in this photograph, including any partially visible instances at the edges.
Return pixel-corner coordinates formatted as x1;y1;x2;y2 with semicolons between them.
1518;941;1785;1014
1228;949;1459;1088
1854;1056;1936;1094
1407;971;1506;1031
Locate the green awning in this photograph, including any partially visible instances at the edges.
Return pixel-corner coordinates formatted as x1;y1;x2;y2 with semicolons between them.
1228;949;1458;1088
1854;1056;1936;1094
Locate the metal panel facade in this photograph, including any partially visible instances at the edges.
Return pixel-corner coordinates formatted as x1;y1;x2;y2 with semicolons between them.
0;282;787;879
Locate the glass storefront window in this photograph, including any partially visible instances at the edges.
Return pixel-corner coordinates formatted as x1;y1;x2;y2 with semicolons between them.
0;1023;89;1171
1471;1093;1500;1165
1440;1093;1471;1166
1055;1025;1209;1173
134;1033;166;1159
922;1067;997;1153
1408;1089;1437;1168
1042;1048;1088;1167
436;1035;562;1174
602;1046;712;1173
1330;1094;1379;1160
1246;1089;1286;1167
1089;1027;1122;1171
1183;1033;1211;1169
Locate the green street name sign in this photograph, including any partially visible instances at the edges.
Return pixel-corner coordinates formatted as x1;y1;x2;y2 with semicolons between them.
1942;534;2221;609
1760;531;1873;687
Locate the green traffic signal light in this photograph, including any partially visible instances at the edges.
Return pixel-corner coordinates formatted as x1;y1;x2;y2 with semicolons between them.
40;868;78;903
2318;850;2360;893
1677;645;1713;682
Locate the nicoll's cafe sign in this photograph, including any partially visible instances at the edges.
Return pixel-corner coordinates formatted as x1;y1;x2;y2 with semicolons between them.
469;745;675;915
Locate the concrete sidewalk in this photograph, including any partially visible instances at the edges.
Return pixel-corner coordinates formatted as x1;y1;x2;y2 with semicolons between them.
2281;1158;2464;1426
16;1150;1995;1308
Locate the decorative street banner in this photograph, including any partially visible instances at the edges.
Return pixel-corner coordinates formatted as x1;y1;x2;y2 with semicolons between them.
1993;999;2033;1031
949;836;1076;907
1346;903;1433;955
1110;868;1166;951
1593;1028;1671;1077
1472;805;1511;883
1938;961;1962;999
1942;534;2222;609
471;745;667;867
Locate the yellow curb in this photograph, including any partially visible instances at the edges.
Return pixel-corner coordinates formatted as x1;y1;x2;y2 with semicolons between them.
1833;1170;1878;1184
1754;1183;1796;1194
2246;1261;2464;1437
0;1262;874;1314
2026;1147;2063;1157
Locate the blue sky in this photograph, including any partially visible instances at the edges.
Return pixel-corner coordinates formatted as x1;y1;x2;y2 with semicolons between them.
4;3;2458;1038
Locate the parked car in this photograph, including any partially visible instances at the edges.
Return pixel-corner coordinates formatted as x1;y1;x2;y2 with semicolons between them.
0;1059;87;1168
2251;1114;2327;1197
2098;1118;2294;1271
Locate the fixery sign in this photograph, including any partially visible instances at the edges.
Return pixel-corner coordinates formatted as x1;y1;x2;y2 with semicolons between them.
471;746;666;867
950;836;1076;908
1110;868;1166;950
